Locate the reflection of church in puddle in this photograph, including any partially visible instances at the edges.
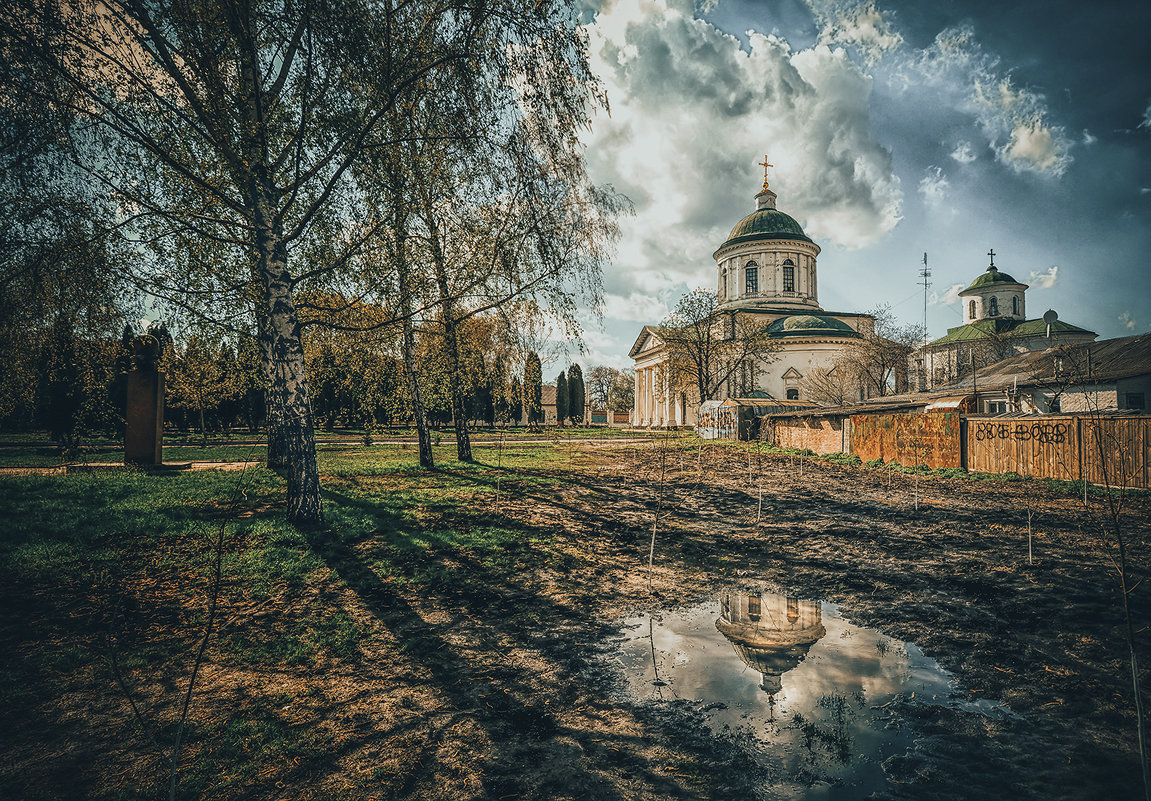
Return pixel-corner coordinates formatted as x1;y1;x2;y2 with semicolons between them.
716;592;825;698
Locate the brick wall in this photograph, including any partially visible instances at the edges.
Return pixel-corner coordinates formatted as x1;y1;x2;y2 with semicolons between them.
769;416;846;454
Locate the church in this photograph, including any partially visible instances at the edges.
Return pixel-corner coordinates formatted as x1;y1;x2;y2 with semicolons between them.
919;251;1096;389
630;164;875;427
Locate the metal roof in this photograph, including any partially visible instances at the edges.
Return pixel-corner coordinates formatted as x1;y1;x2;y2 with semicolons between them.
934;333;1151;391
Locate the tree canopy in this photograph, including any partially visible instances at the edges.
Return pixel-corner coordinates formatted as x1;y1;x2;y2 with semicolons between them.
2;0;619;521
656;289;780;404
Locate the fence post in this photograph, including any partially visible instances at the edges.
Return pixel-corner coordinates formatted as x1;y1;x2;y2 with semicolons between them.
1077;416;1084;483
960;417;968;471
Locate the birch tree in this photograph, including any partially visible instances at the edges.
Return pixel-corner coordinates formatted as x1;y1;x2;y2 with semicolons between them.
656;289;780;404
2;0;611;523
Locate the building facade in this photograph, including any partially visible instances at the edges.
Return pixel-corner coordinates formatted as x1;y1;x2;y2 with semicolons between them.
631;172;874;427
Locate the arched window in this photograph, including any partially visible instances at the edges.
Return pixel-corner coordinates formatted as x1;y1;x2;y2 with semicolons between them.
744;262;758;294
989;296;999;316
969;300;976;319
782;259;795;293
786;388;799;400
1012;296;1019;315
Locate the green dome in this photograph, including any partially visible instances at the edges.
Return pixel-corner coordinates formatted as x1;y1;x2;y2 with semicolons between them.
966;265;1022;290
717;208;812;251
767;315;860;338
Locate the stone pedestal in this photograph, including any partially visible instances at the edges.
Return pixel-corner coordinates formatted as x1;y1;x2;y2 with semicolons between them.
125;370;164;465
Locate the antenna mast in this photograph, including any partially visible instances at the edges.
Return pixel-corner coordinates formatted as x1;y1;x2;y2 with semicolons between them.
919;252;931;387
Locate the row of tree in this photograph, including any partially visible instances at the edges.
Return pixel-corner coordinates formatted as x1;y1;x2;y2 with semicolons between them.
0;304;636;447
2;0;625;523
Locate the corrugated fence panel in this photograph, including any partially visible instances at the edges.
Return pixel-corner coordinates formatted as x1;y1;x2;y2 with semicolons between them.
849;413;962;468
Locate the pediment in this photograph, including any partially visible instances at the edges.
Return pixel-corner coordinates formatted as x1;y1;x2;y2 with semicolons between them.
629;326;665;358
782;367;804;380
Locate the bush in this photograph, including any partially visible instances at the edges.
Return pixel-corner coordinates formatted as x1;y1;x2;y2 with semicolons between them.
864;457;884;468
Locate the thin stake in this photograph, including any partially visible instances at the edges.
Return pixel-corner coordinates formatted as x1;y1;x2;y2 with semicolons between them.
757;487;763;524
1028;508;1033;565
648;424;673;592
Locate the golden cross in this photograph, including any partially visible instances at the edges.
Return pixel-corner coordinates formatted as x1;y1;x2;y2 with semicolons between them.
757;156;773;189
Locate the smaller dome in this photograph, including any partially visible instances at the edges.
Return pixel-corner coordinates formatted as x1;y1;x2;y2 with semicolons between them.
767;315;860;338
966;264;1021;290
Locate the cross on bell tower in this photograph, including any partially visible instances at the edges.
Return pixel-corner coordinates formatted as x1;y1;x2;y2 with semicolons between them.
988;248;996;268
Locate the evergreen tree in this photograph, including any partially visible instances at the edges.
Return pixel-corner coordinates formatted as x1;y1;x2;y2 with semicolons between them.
568;363;585;425
523;352;543;427
555;370;568;425
508;377;523;426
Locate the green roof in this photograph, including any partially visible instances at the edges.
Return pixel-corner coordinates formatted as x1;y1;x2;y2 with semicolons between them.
716;208;812;252
767;314;861;338
928;316;1095;346
965;265;1023;290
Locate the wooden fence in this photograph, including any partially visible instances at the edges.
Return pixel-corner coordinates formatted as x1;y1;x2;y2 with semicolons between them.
965;415;1151;488
759;410;1150;488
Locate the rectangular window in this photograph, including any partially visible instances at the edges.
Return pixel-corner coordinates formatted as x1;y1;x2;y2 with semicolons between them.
986;400;1007;414
1127;392;1146;410
783;265;795;292
745;267;758;294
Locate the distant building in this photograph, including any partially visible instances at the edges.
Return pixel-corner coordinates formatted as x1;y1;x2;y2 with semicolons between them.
933;333;1151;414
920;251;1096;389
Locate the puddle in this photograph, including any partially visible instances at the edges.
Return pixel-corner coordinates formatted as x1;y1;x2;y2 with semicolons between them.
611;591;1013;800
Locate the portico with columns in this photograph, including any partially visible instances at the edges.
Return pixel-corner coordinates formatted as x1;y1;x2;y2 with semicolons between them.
630;327;685;427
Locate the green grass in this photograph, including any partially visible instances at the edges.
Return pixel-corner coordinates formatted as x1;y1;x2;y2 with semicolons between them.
0;438;591;798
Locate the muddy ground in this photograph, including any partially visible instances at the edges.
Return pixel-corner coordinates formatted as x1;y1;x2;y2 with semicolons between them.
4;441;1150;800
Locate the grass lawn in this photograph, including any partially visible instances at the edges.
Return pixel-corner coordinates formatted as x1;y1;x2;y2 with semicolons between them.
0;441;598;800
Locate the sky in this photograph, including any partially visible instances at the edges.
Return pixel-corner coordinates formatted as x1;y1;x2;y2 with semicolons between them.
566;0;1151;371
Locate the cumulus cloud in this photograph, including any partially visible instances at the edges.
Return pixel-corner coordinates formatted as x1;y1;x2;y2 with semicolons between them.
1140;99;1151;130
1082;130;1097;145
600;291;672;323
930;282;964;306
912;24;1071;176
1119;311;1137;331
950;141;977;163
584;0;903;302
918;165;949;206
1027;265;1058;289
805;0;903;65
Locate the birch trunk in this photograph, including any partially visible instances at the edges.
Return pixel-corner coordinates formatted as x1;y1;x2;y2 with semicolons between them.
254;201;322;524
394;234;434;469
425;212;472;462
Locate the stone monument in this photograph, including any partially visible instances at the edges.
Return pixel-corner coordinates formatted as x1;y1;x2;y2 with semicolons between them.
124;335;164;465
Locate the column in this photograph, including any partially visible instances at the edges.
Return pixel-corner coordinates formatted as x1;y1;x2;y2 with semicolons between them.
647;367;655;427
636;368;644;426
